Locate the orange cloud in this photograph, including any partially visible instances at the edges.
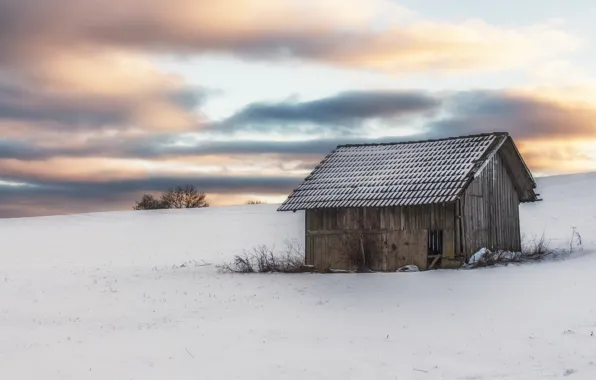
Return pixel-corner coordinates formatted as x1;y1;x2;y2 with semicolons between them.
0;153;311;183
2;49;203;132
0;158;150;182
517;139;596;175
1;1;578;74
322;21;577;72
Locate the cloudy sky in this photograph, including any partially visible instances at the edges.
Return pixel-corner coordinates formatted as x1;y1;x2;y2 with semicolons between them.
1;0;596;218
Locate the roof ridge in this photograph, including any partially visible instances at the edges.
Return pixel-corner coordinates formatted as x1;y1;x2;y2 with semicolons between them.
336;132;509;148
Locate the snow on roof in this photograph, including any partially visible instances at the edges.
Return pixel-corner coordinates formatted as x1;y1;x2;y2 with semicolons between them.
278;132;510;211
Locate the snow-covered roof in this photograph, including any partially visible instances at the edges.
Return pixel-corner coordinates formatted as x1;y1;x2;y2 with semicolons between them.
278;132;534;211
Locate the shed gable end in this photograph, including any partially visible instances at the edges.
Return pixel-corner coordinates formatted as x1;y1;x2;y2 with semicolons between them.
461;152;522;256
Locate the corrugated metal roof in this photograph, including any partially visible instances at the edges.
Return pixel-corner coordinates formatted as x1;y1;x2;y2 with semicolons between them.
278;132;509;211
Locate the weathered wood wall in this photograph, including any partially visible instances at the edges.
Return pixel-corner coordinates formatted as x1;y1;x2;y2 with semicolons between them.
306;229;427;271
461;151;521;257
305;203;456;271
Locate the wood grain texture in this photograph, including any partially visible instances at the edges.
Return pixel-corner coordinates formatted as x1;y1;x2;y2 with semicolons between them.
305;205;455;271
461;151;521;259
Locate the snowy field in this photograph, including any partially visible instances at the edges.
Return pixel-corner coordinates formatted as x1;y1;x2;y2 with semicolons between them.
1;172;596;379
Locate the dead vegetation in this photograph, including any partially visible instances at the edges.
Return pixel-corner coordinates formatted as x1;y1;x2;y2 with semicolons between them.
246;200;265;205
521;232;552;259
218;240;305;273
467;233;550;268
569;227;583;253
467;249;523;268
467;228;582;268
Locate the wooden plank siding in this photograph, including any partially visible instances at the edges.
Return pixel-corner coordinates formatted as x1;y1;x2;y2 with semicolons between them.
461;151;521;258
305;204;456;271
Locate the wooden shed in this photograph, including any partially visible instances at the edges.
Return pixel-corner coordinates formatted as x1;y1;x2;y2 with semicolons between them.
277;132;539;271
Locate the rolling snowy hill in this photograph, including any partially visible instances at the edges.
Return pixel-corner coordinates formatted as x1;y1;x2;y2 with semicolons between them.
521;171;596;252
1;172;595;379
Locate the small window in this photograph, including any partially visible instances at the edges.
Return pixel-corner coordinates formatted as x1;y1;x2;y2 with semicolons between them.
428;230;443;255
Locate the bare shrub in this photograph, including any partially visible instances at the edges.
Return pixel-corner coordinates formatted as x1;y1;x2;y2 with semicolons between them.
133;194;167;210
521;232;551;259
219;240;305;274
220;251;255;273
277;241;305;272
468;232;559;268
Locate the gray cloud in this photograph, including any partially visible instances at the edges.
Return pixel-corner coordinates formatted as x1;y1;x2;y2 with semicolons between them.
0;83;127;126
212;89;596;141
0;89;442;161
215;90;440;133
0;134;423;161
431;91;596;140
120;135;416;158
0;175;301;197
0;140;46;160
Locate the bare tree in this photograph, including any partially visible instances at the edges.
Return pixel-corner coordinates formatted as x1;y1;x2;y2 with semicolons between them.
133;185;209;210
160;185;209;209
